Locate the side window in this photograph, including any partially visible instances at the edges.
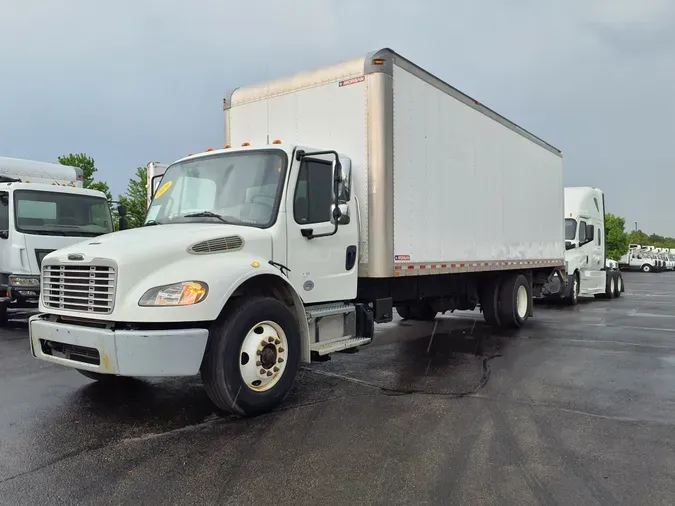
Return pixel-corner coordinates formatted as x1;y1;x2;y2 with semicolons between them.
90;201;111;229
579;220;587;243
597;227;602;245
294;159;333;224
0;192;8;230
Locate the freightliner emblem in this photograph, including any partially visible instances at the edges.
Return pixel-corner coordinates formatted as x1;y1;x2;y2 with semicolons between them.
67;253;84;261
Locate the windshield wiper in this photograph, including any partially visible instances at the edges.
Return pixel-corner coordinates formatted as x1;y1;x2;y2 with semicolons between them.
181;211;238;224
144;220;161;226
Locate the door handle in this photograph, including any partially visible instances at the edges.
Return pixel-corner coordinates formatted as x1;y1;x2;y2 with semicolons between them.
345;245;357;270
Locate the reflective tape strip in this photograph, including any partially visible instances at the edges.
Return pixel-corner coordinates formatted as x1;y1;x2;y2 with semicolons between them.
393;259;563;277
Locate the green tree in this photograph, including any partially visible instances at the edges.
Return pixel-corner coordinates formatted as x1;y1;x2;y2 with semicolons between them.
118;166;148;228
604;213;628;261
58;153;113;201
627;229;650;246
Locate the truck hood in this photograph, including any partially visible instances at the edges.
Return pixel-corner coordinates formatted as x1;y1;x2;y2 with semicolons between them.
43;223;273;270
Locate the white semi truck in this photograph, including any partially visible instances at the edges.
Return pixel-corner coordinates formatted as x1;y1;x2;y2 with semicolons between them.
543;187;624;302
0;157;114;324
29;49;566;415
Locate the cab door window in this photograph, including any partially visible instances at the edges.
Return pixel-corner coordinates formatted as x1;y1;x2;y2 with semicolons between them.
293;159;333;225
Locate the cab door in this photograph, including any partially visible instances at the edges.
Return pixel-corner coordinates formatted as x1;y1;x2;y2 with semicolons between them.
285;148;359;304
578;217;605;294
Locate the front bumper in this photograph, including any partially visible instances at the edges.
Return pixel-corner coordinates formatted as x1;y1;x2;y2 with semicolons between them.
29;315;209;377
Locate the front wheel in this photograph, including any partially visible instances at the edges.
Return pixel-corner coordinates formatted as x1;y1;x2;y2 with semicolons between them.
201;296;301;416
642;264;652;273
565;273;580;305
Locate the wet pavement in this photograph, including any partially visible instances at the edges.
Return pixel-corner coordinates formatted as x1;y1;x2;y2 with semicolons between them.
2;272;675;505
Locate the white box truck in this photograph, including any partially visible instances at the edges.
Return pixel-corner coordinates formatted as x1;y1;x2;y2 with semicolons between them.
29;49;565;415
0;157;115;324
544;187;624;302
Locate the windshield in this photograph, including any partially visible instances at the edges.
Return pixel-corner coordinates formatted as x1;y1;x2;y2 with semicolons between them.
146;150;287;228
13;190;113;236
565;218;577;241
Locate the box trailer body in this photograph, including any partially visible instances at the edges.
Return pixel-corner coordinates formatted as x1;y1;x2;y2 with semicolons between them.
0;157;113;323
225;50;565;281
29;48;565;416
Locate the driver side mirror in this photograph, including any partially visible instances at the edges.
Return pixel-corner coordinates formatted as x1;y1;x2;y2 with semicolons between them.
117;204;128;217
331;203;351;225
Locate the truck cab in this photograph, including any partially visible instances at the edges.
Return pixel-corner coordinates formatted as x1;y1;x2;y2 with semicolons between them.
620;244;658;272
562;187;622;300
0;157;114;323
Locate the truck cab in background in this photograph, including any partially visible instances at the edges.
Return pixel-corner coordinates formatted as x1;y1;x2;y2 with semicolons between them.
0;157;114;324
556;187;623;302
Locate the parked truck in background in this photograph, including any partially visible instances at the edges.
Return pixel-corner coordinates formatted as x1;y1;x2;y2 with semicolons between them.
620;244;659;272
0;157;115;324
29;48;566;416
544;186;624;303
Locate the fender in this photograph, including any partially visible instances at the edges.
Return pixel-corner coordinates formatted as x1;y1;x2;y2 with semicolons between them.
219;263;312;363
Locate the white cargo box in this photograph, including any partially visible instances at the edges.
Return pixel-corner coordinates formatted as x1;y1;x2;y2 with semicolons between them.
225;48;564;279
0;156;83;187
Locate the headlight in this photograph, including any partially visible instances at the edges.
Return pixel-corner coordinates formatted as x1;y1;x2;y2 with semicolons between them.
138;281;208;307
9;276;40;287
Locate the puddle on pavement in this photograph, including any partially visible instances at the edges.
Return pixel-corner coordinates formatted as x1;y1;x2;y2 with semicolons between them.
300;317;508;398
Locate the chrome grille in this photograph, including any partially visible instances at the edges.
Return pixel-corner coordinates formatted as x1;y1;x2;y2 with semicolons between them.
42;264;116;314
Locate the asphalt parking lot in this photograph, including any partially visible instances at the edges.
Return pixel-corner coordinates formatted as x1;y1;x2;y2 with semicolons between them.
1;271;675;505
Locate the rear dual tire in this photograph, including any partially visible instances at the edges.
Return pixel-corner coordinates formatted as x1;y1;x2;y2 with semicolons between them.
481;273;532;329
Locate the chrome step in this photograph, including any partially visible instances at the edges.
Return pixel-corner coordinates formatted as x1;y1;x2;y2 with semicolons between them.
310;336;371;356
306;302;355;321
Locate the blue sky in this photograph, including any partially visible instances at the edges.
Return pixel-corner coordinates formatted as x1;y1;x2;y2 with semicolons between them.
1;0;673;233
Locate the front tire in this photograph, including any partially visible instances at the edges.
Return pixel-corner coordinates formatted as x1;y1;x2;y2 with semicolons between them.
201;296;301;416
642;264;652;273
565;273;580;305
